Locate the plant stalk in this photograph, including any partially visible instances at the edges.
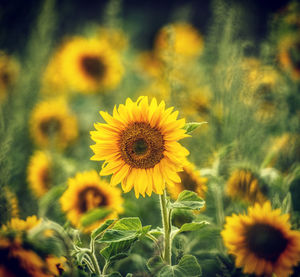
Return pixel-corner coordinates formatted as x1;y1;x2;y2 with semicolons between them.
159;189;172;265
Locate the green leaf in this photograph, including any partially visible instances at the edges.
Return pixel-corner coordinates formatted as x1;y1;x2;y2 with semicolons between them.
39;184;67;217
178;221;209;233
100;229;139;243
170;190;205;210
147;256;165;274
91;219;115;239
125;274;133;277
282;192;292;214
140;225;151;236
80;208;111;228
183;122;207;134
112;217;142;231
158;255;202;277
100;238;137;260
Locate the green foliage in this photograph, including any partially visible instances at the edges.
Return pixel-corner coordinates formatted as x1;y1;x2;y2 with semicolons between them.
184;122;208;134
148;255;202;277
170;190;205;210
80;208;112;228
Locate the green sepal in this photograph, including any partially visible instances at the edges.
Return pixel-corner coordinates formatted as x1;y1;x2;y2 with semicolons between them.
183;122;207;134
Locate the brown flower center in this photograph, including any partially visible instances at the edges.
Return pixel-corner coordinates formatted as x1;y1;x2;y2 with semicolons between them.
39;118;61;137
179;170;196;191
77;186;108;213
119;122;164;169
81;56;106;80
245;223;288;262
1;72;11;86
40;168;51;189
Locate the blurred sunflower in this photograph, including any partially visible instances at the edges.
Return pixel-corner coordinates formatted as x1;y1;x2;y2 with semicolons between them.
167;162;207;200
0;237;53;277
1;215;41;232
58;36;124;93
60;170;123;232
29;98;78;149
242;58;281;120
137;51;164;78
268;133;300;173
90;96;190;198
221;201;300;277
41;52;68;96
0;51;19;101
180;86;211;122
46;255;67;276
278;34;300;81
226;168;267;204
155;22;204;59
27;151;52;198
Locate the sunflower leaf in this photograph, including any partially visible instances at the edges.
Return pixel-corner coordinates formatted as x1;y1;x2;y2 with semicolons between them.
170;190;205;210
91;219;115;240
183;122;207;134
80;208;111;228
172;221;209;239
100;238;138;260
158;255;202;277
112;217;142;231
99;229;139;243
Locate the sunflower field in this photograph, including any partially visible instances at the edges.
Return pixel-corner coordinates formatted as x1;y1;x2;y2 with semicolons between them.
1;0;300;276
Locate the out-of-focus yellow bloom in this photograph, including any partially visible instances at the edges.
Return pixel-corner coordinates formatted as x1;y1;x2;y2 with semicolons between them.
180;86;211;123
226;168;267;204
221;202;300;277
0;237;53;277
60;170;124;232
137;51;164;78
166;162;207;200
278;34;300;81
90;96;190;198
268;133;300;173
242;58;281;120
29;98;78;150
27;150;52;198
46;255;67;276
0;51;19;101
1;215;41;232
155;22;204;59
58;36;124;93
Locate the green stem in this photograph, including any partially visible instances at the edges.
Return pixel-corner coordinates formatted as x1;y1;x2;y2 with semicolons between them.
89;238;102;276
159;189;172;265
102;261;110;276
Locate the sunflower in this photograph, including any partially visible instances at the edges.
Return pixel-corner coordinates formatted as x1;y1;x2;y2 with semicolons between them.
27;151;52;198
0;51;19;101
137;51;164;78
1;215;41;232
0;237;53;277
46;255;67;276
221;201;300;277
268;133;300;173
155;22;204;58
29;98;78;149
41;51;68;96
60;170;123;232
226;168;267;204
278;34;300;81
58;36;124;93
167;162;207;200
90;96;190;198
